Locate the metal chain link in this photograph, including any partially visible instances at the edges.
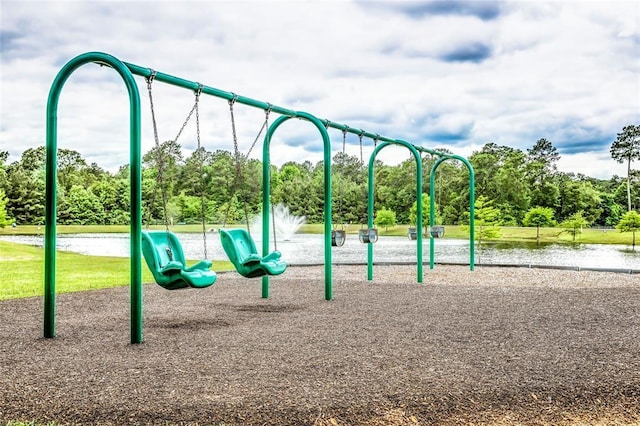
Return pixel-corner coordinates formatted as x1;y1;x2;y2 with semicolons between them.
174;93;199;144
193;83;208;259
145;71;160;230
225;96;274;235
336;128;348;227
359;130;364;164
245;104;271;160
145;70;173;257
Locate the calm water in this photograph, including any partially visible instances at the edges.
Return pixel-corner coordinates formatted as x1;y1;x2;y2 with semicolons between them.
2;232;639;271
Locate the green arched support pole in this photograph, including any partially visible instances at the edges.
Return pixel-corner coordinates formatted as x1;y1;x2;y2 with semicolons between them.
44;52;143;343
367;140;423;282
261;113;333;300
427;154;475;270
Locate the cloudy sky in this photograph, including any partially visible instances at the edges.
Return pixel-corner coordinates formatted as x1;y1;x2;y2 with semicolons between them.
1;0;639;179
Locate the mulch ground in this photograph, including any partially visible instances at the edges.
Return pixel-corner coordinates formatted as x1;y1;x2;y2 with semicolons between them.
1;264;639;426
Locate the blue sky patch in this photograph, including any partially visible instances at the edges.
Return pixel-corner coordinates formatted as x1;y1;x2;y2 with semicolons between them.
438;43;493;63
363;1;503;21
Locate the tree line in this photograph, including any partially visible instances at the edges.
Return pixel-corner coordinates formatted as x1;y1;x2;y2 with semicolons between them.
1;125;639;232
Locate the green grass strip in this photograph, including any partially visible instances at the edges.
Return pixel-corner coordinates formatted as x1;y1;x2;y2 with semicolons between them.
0;241;233;301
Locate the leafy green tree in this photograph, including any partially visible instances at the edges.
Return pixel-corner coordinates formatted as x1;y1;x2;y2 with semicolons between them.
527;138;560;184
494;148;530;224
4;162;45;225
175;192;203;224
610;125;640;211
57;148;89;194
474;195;502;242
90;178;129;224
206;149;235;213
560;211;589;241
616;210;640;249
441;192;469;225
597;193;623;227
176;147;213;198
333;152;366;185
409;193;441;228
273;161;320;222
18;146;46;172
556;174;602;223
469;145;500;197
374;208;396;231
376;160;417;224
143;139;184;199
427;155;463;222
0;150;8;191
0;189;13;227
523;206;556;243
526;138;560;209
58;185;105;225
467;143;530;224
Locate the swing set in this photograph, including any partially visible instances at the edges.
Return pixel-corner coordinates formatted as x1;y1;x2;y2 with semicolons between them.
140;71;285;287
43;52;475;343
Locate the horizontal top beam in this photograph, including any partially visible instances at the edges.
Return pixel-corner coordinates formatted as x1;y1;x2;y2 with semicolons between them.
120;60;452;159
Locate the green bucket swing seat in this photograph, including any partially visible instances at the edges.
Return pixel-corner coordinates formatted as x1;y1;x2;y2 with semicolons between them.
219;228;287;278
141;230;217;290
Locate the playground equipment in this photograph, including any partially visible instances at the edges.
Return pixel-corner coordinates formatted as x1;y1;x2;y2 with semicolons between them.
408;227;418;240
219;228;287;278
44;51;474;343
222;94;271;229
142;72;216;289
141;230;216;289
365;142;476;281
416;146;475;270
331;128;349;247
430;226;445;238
218;93;290;277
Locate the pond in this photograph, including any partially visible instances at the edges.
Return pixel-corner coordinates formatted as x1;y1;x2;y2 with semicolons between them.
2;232;639;271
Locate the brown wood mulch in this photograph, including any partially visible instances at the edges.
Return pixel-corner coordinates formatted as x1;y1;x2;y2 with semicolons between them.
1;264;639;426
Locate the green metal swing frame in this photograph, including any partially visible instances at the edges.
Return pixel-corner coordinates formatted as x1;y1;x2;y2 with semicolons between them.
44;51;475;344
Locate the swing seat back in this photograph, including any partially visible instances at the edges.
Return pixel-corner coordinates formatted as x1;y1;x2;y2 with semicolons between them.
219;228;287;278
141;231;216;290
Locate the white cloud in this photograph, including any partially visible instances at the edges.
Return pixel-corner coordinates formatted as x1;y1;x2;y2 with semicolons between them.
1;0;638;181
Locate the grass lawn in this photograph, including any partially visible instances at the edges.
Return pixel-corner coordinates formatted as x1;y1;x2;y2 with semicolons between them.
0;240;233;301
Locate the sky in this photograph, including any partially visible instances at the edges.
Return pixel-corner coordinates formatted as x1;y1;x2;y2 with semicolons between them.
1;0;639;180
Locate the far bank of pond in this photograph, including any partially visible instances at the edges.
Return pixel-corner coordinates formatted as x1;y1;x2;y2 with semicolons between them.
1;232;638;271
0;224;635;246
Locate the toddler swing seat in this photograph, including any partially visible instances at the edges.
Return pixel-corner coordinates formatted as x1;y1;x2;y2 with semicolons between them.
219;228;287;278
141;230;217;290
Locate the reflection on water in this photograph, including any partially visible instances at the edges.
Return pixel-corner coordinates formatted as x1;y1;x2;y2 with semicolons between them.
2;232;639;270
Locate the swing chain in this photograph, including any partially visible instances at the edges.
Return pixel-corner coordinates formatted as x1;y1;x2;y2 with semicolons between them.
193;83;208;259
226;96;274;235
245;104;271;160
146;70;160;151
358;130;364;164
228;94;247;229
342;127;348;154
174;84;202;144
145;70;171;244
229;93;241;167
145;75;208;260
335;127;348;229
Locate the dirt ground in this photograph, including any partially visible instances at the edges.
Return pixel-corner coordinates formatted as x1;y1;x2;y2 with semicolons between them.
1;264;639;425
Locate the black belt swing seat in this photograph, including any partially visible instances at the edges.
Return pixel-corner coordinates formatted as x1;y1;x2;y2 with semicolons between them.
142;231;217;290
